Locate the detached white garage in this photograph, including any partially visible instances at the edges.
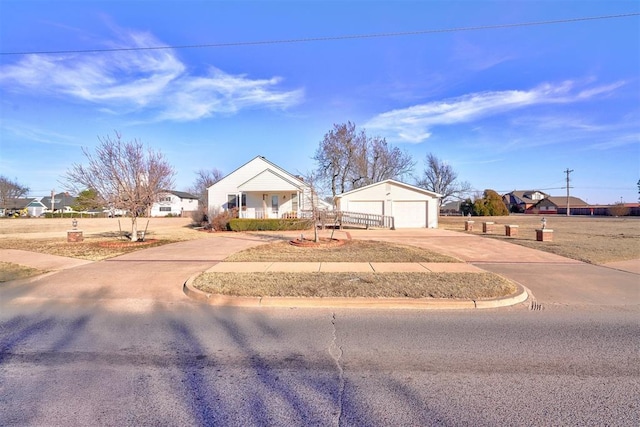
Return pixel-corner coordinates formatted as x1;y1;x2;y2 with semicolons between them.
335;179;441;228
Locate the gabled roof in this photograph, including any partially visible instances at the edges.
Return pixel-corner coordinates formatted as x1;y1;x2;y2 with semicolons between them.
164;190;198;200
504;190;549;202
40;192;76;209
209;156;308;190
335;179;442;199
3;198;35;209
534;196;589;208
237;168;305;192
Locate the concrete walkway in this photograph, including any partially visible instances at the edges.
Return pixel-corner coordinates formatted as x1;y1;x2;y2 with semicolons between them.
206;261;484;273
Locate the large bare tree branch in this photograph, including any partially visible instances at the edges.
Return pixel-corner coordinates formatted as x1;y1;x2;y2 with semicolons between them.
416;153;471;205
0;175;30;214
314;122;415;199
187;168;224;209
64;132;175;241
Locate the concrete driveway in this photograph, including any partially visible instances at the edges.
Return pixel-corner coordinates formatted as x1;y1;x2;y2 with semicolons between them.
2;228;638;308
347;228;639;307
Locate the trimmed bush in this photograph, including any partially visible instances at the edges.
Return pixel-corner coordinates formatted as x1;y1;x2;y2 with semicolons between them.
229;218;313;231
210;209;237;231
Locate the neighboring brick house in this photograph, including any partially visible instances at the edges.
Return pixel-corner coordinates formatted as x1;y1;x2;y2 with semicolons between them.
150;190;199;217
502;190;549;213
528;196;589;215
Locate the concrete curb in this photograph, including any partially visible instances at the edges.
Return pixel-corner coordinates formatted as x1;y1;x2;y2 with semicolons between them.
183;273;528;310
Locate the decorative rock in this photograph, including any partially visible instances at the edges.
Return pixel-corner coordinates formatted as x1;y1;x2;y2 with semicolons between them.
536;229;553;242
505;225;519;237
464;220;475;231
67;230;83;243
482;222;495;234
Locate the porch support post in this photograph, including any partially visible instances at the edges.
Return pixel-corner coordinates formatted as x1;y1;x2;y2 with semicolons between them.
238;191;242;218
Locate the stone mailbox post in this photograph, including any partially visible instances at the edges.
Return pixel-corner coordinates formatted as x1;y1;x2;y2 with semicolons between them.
464;220;475;231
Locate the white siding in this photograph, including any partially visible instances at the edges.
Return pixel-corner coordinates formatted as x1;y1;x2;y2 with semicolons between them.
336;180;440;228
208;157;310;216
345;201;384;215
150;193;198;217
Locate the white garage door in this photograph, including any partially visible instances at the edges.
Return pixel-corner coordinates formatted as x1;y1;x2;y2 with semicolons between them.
393;201;427;228
347;201;384;215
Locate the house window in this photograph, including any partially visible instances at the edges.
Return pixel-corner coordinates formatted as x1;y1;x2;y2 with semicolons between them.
291;193;298;211
159;207;171;212
227;194;246;209
271;195;279;211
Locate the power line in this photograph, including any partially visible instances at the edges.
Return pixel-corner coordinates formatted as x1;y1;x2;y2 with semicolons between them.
1;12;638;56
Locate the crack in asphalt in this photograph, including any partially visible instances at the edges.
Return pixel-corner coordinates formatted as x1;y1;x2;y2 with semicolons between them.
329;312;345;427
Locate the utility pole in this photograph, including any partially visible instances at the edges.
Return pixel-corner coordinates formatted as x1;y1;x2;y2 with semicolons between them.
564;168;573;216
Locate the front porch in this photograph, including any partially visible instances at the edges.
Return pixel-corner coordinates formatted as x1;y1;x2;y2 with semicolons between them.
230;191;303;219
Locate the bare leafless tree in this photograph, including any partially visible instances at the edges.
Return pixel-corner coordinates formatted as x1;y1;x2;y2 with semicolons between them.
351;136;415;188
416;153;471;206
314;122;414;199
313;122;364;199
187;168;224;209
64;132;175;241
0;175;29;215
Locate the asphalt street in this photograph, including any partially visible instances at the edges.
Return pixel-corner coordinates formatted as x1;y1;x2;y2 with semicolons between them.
1;302;638;426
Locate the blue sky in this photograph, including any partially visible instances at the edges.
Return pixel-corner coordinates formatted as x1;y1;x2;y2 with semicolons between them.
1;0;638;205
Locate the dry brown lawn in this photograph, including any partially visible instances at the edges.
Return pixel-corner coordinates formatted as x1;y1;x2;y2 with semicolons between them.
0;217;206;260
439;215;640;264
193;272;517;299
225;239;459;263
0;262;44;283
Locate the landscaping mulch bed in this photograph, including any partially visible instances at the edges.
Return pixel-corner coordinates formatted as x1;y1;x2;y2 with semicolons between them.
289;238;345;248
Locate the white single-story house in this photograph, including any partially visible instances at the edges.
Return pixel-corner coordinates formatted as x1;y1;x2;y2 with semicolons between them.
335;179;441;228
150;190;199;217
208;156;312;219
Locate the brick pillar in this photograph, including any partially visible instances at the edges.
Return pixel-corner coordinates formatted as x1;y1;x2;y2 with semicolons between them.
482;222;495;234
536;229;553;241
67;230;84;242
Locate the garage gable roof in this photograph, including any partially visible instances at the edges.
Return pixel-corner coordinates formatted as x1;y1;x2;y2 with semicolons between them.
335;179;441;199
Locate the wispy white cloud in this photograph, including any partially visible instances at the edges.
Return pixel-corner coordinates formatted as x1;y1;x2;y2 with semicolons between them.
0;27;303;121
365;80;626;143
1;121;81;146
585;133;640;150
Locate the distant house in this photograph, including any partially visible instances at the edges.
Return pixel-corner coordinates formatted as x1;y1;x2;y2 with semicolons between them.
26;199;47;217
440;200;462;216
40;192;77;214
150;191;199;217
335;179;441;228
502;190;549;213
2;198;31;216
528;196;589;215
207;156;312;219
